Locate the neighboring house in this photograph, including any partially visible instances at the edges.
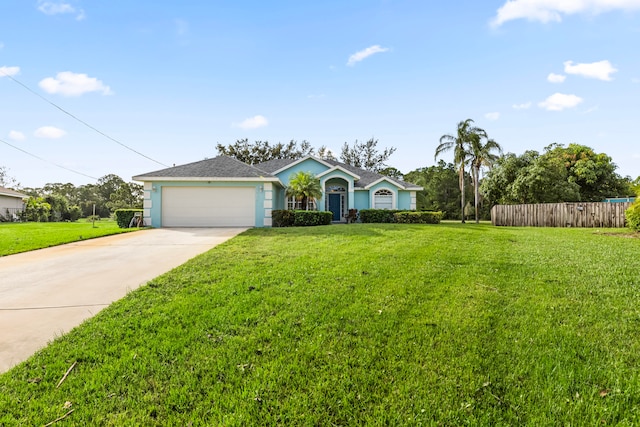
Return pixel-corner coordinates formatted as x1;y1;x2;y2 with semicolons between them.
0;186;27;220
133;155;422;227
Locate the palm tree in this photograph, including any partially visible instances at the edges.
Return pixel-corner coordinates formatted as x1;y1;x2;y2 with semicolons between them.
435;119;485;223
286;171;322;210
468;134;502;223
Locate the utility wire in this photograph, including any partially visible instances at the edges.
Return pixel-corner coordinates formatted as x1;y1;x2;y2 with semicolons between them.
0;68;169;167
0;137;99;180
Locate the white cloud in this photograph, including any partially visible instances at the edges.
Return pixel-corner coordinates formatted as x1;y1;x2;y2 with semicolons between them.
512;102;532;110
485;112;501;120
39;71;113;96
34;126;66;139
0;66;20;77
547;73;566;83
8;131;26;141
37;1;85;20
491;0;640;27
564;60;617;81
632;78;640;83
538;93;583;111
0;42;4;50
347;45;390;66
233;115;269;130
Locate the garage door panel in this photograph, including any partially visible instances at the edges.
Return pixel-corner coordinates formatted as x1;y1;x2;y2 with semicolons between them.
162;187;255;227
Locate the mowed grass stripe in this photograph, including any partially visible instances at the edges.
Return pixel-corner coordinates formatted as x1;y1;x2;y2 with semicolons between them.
0;220;139;256
1;224;639;425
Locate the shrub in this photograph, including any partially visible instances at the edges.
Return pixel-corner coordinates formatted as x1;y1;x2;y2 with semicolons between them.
67;205;82;222
626;200;640;231
272;210;332;227
272;210;295;227
394;211;443;224
114;209;144;228
359;209;402;223
293;210;332;226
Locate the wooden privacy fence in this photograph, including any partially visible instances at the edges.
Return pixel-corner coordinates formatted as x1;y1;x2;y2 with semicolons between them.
491;202;632;228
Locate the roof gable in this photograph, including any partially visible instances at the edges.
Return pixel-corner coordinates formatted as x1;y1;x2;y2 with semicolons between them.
316;165;360;180
133;154;422;190
320;159;421;190
257;155;334;175
364;176;406;190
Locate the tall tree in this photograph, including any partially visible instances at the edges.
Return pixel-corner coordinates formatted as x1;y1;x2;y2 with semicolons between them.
404;161;472;219
435;119;485;223
107;182;144;211
481;144;631;206
340;138;396;172
285;171;322;211
543;143;632;201
481;151;581;204
216;139;316;164
468;134;502;223
0;166;19;188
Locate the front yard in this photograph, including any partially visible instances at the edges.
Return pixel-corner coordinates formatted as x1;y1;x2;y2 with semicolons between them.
0;220;140;256
1;223;639;425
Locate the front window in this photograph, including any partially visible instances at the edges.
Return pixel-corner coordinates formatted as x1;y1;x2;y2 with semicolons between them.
287;196;317;210
374;189;393;210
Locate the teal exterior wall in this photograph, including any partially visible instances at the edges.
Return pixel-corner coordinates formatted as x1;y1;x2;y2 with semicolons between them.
276;158;329;186
354;191;370;210
398;191;412;210
272;184;285;211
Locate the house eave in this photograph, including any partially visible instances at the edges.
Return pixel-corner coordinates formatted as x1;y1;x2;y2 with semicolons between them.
132;176;281;183
364;177;406;190
316;165;361;180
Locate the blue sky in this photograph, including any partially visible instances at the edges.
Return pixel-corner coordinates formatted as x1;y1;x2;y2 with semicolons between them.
1;0;639;188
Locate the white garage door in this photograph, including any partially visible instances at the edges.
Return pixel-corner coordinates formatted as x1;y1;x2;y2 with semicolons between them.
162;187;256;227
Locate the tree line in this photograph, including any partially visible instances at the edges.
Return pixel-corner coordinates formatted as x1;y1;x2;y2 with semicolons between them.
3;130;636;223
215;131;637;222
0;170;142;222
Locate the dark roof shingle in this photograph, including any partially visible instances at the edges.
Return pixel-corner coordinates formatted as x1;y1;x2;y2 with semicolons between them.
133;156;275;179
134;155;421;190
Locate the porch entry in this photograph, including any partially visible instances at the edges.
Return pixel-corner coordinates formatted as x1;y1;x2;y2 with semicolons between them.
328;193;341;221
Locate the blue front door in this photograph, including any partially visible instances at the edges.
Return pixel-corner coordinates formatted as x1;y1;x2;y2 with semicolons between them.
328;194;341;221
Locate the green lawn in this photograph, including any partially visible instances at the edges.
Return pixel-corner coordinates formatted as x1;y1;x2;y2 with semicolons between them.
0;220;140;256
1;224;639;425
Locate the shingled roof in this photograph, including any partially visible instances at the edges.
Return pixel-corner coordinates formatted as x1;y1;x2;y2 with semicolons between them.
134;155;421;189
255;156;422;190
0;187;28;198
133;156;277;180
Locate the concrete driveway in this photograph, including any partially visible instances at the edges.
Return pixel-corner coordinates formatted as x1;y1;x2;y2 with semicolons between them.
0;227;247;373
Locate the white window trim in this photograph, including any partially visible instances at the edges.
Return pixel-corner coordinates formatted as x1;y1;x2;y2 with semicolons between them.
371;187;397;210
287;196;317;210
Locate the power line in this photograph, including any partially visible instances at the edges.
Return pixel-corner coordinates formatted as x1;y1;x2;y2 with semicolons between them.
0;137;99;180
0;68;169;168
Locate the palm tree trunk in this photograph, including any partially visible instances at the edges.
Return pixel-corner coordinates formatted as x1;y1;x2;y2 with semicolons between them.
474;166;480;224
459;165;466;223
